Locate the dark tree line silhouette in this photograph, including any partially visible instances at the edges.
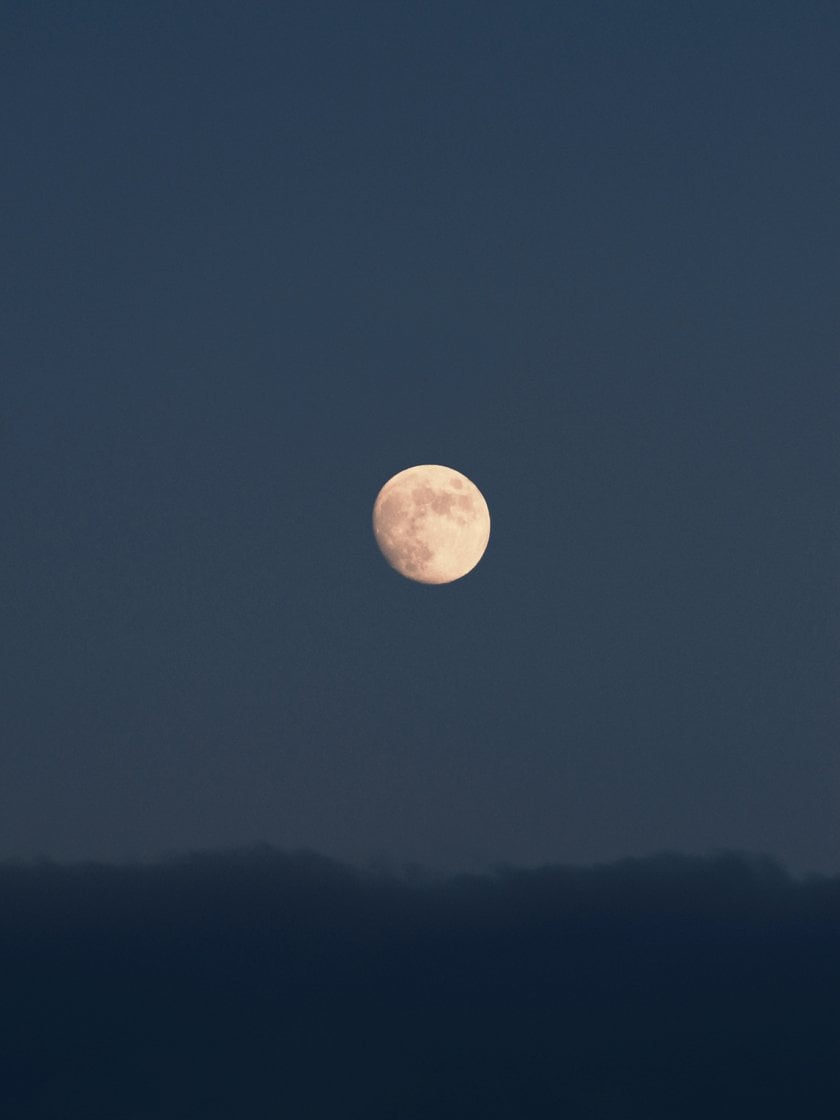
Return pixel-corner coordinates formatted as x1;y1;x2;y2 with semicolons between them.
3;847;839;1118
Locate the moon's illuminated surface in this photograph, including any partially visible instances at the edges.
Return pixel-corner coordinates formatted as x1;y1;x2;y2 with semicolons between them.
372;464;490;584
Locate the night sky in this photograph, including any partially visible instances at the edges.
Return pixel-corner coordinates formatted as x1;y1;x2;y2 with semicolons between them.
4;5;840;1116
3;1;838;875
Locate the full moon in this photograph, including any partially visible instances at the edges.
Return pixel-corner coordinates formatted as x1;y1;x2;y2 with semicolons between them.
372;464;491;584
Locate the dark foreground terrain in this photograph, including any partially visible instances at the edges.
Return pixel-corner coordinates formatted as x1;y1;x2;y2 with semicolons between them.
2;848;839;1118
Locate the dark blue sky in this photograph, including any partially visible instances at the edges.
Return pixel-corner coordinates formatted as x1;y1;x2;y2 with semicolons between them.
2;1;837;871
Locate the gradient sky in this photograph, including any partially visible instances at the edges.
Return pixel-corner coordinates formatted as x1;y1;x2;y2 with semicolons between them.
2;1;837;872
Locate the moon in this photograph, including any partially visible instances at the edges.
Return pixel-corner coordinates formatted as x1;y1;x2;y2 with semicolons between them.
372;465;490;584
